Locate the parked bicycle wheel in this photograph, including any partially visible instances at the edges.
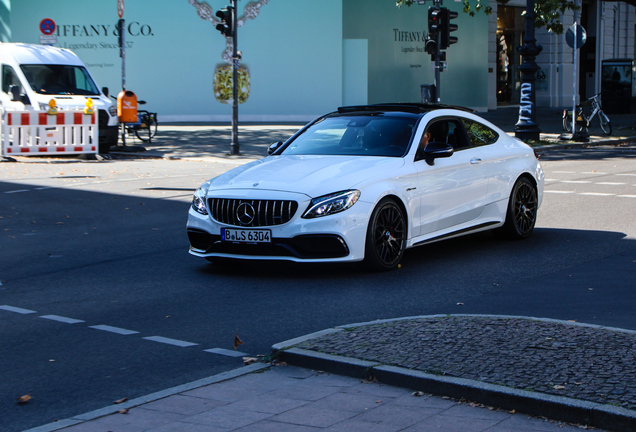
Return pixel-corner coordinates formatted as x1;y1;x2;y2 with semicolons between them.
599;111;612;136
135;112;158;142
563;113;585;133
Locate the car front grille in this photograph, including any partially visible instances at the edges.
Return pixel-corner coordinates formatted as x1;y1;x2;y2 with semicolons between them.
208;198;299;227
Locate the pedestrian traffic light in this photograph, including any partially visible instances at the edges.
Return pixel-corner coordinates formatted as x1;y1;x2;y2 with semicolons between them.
428;7;441;38
439;8;459;50
216;6;234;37
425;38;437;61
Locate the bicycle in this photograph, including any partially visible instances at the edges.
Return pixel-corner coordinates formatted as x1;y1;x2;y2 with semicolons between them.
562;94;612;136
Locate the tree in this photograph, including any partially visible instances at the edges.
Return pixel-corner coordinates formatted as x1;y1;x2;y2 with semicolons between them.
395;0;579;34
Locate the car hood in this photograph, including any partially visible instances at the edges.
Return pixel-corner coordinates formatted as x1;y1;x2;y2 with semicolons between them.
210;155;405;198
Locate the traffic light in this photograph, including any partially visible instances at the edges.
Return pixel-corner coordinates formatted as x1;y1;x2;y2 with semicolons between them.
216;6;234;37
439;8;459;50
428;7;441;38
425;38;437;61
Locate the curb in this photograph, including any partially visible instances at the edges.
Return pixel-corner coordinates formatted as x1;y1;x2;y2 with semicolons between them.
271;315;636;432
23;363;271;432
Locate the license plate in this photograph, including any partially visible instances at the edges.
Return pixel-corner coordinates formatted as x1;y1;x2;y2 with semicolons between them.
221;228;271;243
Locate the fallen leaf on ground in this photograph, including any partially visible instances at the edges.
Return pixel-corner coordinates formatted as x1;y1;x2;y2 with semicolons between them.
118;409;129;414
243;357;258;365
234;333;243;349
412;391;425;397
113;398;128;404
16;394;31;404
553;385;566;390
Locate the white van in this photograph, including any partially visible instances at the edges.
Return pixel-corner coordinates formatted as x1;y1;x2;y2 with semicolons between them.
0;43;118;153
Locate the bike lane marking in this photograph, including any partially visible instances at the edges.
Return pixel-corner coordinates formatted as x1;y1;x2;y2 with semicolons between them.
89;324;139;335
40;315;85;324
143;336;198;347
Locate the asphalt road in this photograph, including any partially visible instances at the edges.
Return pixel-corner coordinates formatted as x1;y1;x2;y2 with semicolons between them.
1;146;635;431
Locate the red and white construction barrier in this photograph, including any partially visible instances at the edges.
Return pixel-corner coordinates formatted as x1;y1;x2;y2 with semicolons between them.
2;110;98;156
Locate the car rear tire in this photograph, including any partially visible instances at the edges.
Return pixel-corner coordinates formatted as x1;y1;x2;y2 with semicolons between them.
364;198;406;271
499;177;537;239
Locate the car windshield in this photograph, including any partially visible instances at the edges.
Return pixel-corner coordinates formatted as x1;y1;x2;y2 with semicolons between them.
281;115;416;157
20;64;100;96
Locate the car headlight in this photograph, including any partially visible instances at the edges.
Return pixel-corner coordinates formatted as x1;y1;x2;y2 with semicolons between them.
302;190;361;219
192;182;211;215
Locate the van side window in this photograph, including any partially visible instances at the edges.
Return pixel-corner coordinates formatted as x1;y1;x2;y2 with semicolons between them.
2;65;23;94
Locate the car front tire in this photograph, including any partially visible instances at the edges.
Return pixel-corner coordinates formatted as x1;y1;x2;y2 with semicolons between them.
364;198;406;271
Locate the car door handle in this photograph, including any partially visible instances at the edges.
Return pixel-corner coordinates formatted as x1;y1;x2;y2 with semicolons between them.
470;158;482;165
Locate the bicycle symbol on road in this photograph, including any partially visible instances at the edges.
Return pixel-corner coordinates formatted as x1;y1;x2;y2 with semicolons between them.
40;18;56;35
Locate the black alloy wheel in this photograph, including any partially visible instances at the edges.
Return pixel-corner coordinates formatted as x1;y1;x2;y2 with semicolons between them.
365;198;406;271
500;177;537;239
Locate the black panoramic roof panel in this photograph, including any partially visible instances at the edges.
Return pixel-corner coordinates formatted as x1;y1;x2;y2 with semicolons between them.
337;103;475;115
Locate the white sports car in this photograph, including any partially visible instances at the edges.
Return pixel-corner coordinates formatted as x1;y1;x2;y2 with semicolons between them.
187;104;544;271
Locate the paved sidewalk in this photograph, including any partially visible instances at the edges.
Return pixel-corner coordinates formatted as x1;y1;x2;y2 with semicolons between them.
103;106;636;163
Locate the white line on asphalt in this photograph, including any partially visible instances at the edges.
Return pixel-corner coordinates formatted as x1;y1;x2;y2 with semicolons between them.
595;182;625;185
616;174;636;177
4;189;30;194
143;336;198;347
0;305;37;314
617;195;636;198
544;190;575;194
579;193;615;196
40;315;85;324
581;172;607;175
553;171;576;173
89;325;139;335
560;180;592;184
204;348;248;357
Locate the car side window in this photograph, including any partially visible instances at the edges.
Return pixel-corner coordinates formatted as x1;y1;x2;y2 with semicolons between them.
2;65;23;94
461;119;499;148
423;119;470;151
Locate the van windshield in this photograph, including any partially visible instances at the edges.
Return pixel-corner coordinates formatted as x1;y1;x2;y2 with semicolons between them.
20;64;100;96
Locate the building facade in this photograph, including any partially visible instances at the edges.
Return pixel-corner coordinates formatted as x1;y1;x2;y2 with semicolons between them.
2;0;634;122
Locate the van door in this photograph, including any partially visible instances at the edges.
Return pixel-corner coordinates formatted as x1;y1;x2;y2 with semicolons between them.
1;65;31;112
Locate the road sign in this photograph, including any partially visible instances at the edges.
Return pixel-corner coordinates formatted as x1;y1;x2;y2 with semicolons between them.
117;0;124;18
39;18;56;35
566;23;586;49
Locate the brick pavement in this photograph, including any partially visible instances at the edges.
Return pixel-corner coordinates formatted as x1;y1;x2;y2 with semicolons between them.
294;316;636;411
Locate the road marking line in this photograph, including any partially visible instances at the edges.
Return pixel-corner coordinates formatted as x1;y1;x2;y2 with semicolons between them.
4;189;30;194
89;325;139;335
581;172;607;175
0;305;37;314
616;174;636;177
544;190;575;194
143;336;198;347
40;315;85;324
579;192;615;196
204;348;248;357
617;195;636;198
553;171;576;173
595;182;625;185
560;180;592;184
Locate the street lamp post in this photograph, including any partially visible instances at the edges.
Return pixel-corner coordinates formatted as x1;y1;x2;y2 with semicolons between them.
514;0;543;141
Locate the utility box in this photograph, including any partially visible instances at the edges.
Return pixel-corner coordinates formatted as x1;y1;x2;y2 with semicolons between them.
421;84;437;103
117;90;138;123
601;59;633;114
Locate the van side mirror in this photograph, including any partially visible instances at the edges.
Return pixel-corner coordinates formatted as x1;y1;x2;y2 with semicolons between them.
268;141;283;155
9;85;20;102
102;87;109;98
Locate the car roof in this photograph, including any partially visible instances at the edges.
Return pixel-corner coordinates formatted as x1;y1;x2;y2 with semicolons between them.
336;103;475;115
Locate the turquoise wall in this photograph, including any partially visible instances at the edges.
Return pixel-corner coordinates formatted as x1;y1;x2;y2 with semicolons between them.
8;0;488;121
343;0;489;109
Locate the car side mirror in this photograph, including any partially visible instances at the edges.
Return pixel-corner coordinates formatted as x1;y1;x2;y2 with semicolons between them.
268;141;283;155
102;87;109;98
424;141;453;165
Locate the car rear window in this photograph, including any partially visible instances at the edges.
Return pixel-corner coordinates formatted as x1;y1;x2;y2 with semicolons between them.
281;115;416;157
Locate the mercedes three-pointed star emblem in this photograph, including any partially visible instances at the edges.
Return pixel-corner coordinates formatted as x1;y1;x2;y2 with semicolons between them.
236;202;255;225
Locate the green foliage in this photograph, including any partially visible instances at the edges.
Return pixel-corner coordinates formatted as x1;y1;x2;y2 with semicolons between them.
395;0;579;35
